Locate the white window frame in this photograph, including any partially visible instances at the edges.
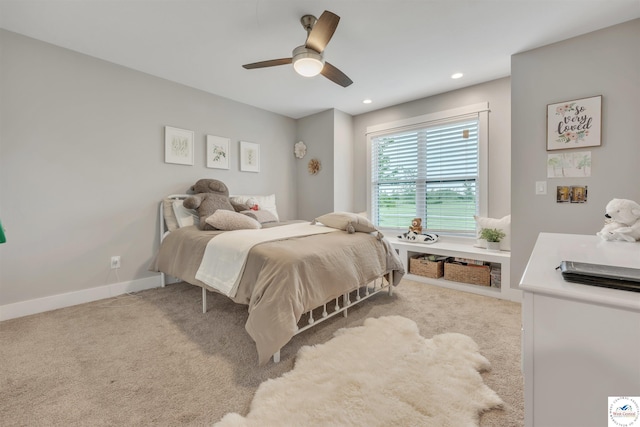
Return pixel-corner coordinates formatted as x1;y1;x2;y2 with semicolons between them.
366;102;489;235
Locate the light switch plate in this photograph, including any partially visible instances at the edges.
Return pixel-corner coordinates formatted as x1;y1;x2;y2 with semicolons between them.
535;181;547;195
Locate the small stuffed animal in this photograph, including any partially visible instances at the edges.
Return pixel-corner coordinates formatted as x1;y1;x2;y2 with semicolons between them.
596;198;640;242
183;179;235;230
230;198;259;212
409;218;423;234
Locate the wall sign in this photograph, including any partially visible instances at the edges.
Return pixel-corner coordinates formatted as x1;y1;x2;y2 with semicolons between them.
547;95;601;151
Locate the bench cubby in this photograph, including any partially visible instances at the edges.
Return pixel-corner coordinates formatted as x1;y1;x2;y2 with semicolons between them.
391;238;520;302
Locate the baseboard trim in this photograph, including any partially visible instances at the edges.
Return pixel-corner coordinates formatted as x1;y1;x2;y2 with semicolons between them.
0;275;162;321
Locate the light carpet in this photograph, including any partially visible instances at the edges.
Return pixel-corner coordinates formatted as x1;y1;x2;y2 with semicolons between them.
215;315;503;427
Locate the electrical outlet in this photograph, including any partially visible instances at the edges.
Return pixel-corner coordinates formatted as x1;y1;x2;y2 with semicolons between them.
110;256;121;269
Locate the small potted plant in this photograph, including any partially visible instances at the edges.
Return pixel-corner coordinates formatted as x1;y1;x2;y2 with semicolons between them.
480;228;506;251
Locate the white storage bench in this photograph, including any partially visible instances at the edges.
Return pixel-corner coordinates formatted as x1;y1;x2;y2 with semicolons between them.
390;237;521;302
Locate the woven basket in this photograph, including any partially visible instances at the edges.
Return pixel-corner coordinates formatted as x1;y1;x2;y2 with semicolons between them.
444;262;491;286
409;255;444;279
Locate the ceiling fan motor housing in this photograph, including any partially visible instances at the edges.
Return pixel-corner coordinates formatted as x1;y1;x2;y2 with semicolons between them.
300;14;317;33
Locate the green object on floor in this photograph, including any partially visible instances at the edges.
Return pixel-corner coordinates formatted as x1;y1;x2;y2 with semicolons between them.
0;219;6;244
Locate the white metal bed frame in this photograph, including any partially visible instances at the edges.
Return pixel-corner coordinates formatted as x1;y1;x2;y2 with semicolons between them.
158;195;394;363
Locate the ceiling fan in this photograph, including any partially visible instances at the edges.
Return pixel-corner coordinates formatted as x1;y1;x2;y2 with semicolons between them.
242;10;353;87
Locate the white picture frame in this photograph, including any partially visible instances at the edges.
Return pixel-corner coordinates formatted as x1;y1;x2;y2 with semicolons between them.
165;126;194;165
206;135;230;169
240;141;260;173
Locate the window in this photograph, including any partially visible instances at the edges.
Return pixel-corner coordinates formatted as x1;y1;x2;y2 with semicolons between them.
367;103;488;235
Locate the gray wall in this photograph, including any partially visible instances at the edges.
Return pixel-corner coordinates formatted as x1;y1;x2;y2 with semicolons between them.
296;109;334;220
333;109;354;213
352;77;512;219
295;108;355;220
511;19;640;289
0;30;297;305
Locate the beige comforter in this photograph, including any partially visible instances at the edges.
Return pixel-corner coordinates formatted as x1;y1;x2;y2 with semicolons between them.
149;223;405;364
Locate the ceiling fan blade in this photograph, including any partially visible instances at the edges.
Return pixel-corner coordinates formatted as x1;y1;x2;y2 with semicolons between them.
321;62;353;87
242;58;292;69
305;10;340;53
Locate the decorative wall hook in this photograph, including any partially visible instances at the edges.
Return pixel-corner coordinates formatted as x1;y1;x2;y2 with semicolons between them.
294;141;307;159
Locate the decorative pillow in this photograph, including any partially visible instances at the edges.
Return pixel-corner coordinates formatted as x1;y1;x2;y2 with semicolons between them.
205;209;261;231
314;212;378;233
230;194;279;221
231;197;258;212
241;210;278;224
163;199;180;232
474;214;511;251
172;200;200;228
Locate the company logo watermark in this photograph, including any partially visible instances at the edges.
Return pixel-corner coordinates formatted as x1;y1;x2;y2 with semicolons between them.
609;397;640;427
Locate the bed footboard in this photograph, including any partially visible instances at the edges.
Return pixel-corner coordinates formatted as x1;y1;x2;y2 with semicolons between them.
295;271;393;336
200;273;393;363
266;273;393;363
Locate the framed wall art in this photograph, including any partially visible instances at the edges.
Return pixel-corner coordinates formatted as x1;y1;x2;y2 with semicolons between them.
547;95;601;151
206;135;230;169
240;141;260;172
165;126;194;165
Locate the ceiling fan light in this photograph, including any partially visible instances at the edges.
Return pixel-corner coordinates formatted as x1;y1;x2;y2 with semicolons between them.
292;46;324;77
294;57;324;76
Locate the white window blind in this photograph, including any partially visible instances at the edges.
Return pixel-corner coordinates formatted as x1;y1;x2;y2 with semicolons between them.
370;116;482;234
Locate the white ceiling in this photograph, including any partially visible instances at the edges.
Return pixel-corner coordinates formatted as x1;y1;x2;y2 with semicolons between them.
1;1;638;119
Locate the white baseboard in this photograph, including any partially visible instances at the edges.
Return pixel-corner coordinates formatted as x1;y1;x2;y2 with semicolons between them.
0;275;162;322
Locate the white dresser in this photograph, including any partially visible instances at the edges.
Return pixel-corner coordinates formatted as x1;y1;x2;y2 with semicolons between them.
520;233;640;427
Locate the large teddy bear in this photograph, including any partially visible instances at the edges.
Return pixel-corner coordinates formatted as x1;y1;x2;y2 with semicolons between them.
596;198;640;242
183;179;235;230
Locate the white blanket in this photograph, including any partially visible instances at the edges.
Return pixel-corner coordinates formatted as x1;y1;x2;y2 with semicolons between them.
195;222;337;297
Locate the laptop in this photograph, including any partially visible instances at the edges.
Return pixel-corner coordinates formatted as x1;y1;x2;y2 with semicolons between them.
559;261;640;293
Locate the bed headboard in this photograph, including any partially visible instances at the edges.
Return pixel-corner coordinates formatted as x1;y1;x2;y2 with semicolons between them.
159;192;280;242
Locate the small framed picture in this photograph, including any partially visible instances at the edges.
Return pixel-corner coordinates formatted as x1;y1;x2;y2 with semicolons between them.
206;135;230;169
240;141;260;173
556;186;570;203
546;95;601;151
165;126;194;165
570;186;588;203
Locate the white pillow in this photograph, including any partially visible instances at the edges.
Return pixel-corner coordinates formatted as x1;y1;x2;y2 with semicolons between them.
314;212;378;233
474;214;511;251
230;194;279;221
172;200;200;228
205;209;261;231
163;199;180;232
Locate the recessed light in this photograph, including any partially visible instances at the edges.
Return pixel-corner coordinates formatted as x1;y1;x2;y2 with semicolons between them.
451;73;463;79
363;99;372;104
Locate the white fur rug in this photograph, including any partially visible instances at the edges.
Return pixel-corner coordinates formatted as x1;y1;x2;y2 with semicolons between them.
215;316;503;427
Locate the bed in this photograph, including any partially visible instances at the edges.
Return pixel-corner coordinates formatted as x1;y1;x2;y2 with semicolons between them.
149;194;405;364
